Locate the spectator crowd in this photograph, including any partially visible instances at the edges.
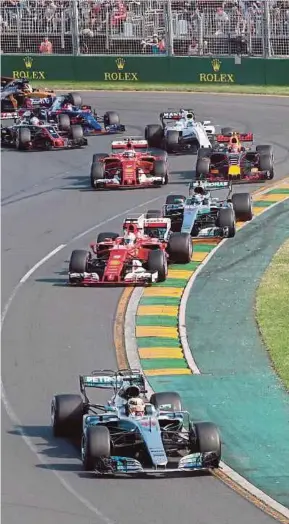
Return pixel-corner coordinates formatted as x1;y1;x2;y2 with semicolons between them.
1;0;289;56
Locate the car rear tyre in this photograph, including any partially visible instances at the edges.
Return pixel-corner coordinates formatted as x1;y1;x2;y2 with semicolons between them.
67;92;82;107
232;193;253;221
17;127;31;150
146;210;162;219
82;426;111;471
51;394;83;438
91;161;105;188
221;127;233;136
259;153;273;173
256;145;273;155
147;249;167;282
197;147;212;159
191;422;221;468
92;153;108;163
69;249;89;273
150;392;182;411
97;232;119;243
71;125;84;140
167;232;192;263
103;111;120;126
196;158;210;180
165;130;179;153
58;113;71;131
216;208;235;237
145;124;163;148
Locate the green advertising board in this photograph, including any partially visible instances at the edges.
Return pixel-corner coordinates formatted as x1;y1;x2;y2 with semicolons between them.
1;54;289;86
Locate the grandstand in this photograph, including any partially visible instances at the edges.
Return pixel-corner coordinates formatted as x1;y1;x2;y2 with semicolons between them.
0;0;288;56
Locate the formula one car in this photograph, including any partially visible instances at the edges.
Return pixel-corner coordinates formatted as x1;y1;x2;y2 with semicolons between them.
90;137;169;189
1;121;87;151
145;109;214;153
162;181;253;238
196;129;274;182
30;93;125;136
51;369;221;473
1;76;55;114
68;214;192;285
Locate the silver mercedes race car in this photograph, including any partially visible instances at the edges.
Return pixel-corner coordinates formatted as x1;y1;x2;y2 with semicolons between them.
144;109;215;153
51;369;221;474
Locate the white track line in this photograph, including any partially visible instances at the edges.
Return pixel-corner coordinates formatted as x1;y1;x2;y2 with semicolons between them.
1;192;166;523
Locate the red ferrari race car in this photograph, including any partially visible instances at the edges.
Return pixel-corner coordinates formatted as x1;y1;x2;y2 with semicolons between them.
68;214;192;285
90;137;169;189
196;129;274;183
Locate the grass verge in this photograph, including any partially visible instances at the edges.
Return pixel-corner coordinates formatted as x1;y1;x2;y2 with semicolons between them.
35;81;289;96
256;239;289;390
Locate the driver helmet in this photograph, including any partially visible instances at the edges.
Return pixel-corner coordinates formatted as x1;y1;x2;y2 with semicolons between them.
192;193;204;205
194;186;205;195
23;82;32;93
23;110;33;119
63;103;73;111
30;116;40;125
123;150;136;158
123;231;136;245
128;397;145;417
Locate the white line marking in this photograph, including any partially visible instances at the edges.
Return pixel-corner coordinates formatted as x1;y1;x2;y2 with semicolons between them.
1;192;165;523
125;182;289;520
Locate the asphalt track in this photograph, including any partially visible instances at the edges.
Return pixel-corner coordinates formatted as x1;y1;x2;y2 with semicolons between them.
2;92;289;524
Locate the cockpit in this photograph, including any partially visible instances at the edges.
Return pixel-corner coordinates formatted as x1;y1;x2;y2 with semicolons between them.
144;226;167;240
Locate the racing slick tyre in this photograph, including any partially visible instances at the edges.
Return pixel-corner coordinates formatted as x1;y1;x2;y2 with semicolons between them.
221;127;233;136
51;394;84;438
232;193;253;221
82;426;111;471
167;232;192;263
259;154;274;179
153;159;168;185
92;153;108;163
165;194;186;205
165;130;179;153
16;127;31;150
145;124;163;148
190;422;221;468
150;392;182;412
69;249;89;273
195;158;210;180
146;210;162;219
103;111;120;126
91;161;105;188
71;124;84;140
97;232;119;243
256;145;273;155
216;208;236;237
147;249;167;282
197;147;212;159
67;92;82;107
58;113;71;131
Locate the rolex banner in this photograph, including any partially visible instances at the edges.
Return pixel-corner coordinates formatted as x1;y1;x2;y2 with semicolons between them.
1;55;289;86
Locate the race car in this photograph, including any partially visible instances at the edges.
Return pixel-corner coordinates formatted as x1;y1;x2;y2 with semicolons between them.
1;76;55;114
162;180;253;238
144;109;215;153
196;129;274;182
51;369;221;473
1;121;87;151
68;213;192;285
90;137;169;189
31;93;125;136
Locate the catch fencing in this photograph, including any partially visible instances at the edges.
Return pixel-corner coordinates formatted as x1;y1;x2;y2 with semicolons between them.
1;0;288;57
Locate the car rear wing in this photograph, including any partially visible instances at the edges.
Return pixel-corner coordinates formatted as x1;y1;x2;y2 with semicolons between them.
160;111;183;120
143;217;170;227
111;137;148;149
215;132;253;143
80;369;146;393
189;181;232;194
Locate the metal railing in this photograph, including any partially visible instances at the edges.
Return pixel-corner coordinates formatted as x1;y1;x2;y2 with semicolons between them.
0;0;288;57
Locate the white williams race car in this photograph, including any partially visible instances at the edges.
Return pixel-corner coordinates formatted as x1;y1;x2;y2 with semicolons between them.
145;109;215;153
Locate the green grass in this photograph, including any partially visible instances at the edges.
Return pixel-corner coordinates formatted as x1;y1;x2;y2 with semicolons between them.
256;239;289;390
35;80;289;96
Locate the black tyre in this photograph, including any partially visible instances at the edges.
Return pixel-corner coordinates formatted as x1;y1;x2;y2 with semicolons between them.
165;194;186;205
153;159;168;184
51;394;83;438
91;161;105;188
147;249;167;282
92;153;108;163
103;111;120;126
196;158;210;179
146;210;162;219
145;124;163;148
150;148;168;160
97;232;118;243
67;92;82;107
69;249;88;273
198;147;212;158
58;113;71;131
150;392;182;411
165;130;179;152
17;127;31;150
192;421;221;468
71;125;84;140
259;153;273;173
256;145;273;155
82;425;111;471
221;127;233;136
232;193;253;221
167;232;192;263
216;208;235;237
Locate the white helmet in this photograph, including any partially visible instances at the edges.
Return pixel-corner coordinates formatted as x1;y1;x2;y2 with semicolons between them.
30;116;40;125
127;397;145;417
123;231;136;245
123;150;135;158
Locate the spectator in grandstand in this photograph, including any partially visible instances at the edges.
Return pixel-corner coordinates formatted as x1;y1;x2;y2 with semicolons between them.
141;35;166;54
111;1;127;32
39;36;53;53
188;38;199;54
